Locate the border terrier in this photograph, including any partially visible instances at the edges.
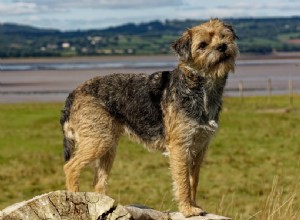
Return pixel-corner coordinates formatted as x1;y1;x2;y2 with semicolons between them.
61;19;238;217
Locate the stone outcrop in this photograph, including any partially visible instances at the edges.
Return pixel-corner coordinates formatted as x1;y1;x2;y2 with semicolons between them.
0;191;231;220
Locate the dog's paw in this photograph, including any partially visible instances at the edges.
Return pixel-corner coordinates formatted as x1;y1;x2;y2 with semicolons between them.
179;204;206;217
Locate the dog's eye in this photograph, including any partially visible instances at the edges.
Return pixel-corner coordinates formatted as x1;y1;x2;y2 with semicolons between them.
198;42;208;49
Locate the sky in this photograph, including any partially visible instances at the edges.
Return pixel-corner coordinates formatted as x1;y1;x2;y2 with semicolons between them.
0;0;299;30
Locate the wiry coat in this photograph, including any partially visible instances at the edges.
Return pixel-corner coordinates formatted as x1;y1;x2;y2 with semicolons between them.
61;68;226;156
61;18;238;217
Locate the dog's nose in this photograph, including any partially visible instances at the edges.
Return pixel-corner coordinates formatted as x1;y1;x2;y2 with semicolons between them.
217;43;227;52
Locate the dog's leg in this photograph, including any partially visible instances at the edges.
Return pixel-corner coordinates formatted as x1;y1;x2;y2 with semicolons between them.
63;100;123;192
189;150;206;206
93;144;117;194
169;146;205;217
64;136;117;192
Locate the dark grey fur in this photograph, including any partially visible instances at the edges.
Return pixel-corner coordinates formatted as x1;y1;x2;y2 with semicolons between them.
80;72;169;143
165;70;227;124
61;68;227;154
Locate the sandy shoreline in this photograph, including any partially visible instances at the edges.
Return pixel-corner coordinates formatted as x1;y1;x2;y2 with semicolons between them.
0;54;299;103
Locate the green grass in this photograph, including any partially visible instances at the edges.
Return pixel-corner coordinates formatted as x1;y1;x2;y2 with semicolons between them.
241;38;281;47
0;96;299;219
278;32;300;41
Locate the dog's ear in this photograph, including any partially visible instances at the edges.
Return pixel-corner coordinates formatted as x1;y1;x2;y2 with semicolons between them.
172;30;192;61
224;23;239;40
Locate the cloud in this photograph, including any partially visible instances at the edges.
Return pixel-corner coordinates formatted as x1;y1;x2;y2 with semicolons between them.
1;0;300;30
0;2;37;15
0;0;184;16
18;0;184;10
218;2;300;11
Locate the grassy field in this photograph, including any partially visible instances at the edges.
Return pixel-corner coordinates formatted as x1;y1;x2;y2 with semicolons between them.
0;96;299;219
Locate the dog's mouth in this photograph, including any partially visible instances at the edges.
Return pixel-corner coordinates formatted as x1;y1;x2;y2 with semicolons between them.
218;53;231;63
207;53;232;68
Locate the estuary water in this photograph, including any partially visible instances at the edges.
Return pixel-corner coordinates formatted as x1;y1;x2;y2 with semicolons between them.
1;58;300;71
0;56;299;103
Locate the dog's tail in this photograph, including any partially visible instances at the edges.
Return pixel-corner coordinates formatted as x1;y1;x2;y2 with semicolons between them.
60;92;75;162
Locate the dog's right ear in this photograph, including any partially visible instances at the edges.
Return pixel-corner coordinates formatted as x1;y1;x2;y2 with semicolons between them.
172;30;192;62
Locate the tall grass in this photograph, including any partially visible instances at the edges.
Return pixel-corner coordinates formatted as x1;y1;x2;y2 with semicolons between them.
257;176;299;220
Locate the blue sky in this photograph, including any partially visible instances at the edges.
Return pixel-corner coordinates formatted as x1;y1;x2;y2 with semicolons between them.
0;0;299;30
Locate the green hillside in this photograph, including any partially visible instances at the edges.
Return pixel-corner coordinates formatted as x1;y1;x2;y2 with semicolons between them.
1;17;300;57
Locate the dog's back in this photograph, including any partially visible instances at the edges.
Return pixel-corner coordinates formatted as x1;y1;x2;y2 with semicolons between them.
60;71;171;162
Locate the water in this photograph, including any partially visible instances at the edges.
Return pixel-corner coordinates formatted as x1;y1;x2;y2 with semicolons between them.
1;59;300;71
0;60;177;71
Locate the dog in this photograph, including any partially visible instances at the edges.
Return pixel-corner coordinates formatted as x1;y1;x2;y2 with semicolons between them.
60;18;238;217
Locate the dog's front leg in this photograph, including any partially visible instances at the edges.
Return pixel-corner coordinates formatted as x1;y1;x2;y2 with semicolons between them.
169;146;205;217
189;150;206;206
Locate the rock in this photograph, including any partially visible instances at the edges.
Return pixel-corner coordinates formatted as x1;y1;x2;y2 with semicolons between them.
170;212;232;220
0;191;232;220
126;205;170;220
0;191;127;220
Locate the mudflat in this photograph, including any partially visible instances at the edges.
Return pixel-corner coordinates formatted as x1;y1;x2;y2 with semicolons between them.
0;54;299;103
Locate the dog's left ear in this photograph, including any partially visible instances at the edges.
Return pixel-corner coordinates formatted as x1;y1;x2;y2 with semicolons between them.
172;30;192;61
224;23;239;40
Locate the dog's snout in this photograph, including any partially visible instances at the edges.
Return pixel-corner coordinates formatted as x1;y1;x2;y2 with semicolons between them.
217;43;227;52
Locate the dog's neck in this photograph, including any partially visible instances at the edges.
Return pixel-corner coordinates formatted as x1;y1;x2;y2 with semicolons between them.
178;63;206;78
177;62;228;122
178;62;227;84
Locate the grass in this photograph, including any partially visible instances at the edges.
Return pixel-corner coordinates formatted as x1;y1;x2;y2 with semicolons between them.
277;32;300;41
0;96;299;219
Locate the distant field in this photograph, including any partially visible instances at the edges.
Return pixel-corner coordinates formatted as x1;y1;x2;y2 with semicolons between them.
0;96;299;219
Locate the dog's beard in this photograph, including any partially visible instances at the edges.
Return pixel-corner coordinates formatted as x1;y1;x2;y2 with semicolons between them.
193;44;238;78
205;55;235;78
206;51;233;67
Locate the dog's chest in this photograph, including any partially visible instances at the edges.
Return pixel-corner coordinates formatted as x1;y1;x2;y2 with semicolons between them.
176;78;224;156
183;118;218;160
202;83;222;121
176;80;224;124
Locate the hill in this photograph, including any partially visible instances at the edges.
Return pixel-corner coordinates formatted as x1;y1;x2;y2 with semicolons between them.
1;17;300;57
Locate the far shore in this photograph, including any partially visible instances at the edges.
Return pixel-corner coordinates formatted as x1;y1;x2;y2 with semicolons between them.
1;52;300;64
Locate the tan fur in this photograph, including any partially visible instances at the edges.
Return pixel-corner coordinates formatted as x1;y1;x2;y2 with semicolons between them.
64;93;123;192
63;19;237;217
182;19;238;79
164;104;216;215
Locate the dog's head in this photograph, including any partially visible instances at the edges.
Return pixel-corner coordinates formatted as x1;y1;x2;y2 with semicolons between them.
172;19;239;78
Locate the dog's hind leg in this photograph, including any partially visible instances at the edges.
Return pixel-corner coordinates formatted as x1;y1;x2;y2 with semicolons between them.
93;144;117;194
63;99;123;192
64;131;120;192
64;138;107;192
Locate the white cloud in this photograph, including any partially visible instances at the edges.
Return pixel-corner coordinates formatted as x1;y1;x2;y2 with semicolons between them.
219;2;300;11
1;0;299;30
19;0;183;10
0;0;184;17
0;2;37;14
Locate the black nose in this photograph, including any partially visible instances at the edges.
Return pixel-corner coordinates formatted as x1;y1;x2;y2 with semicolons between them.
217;43;227;52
